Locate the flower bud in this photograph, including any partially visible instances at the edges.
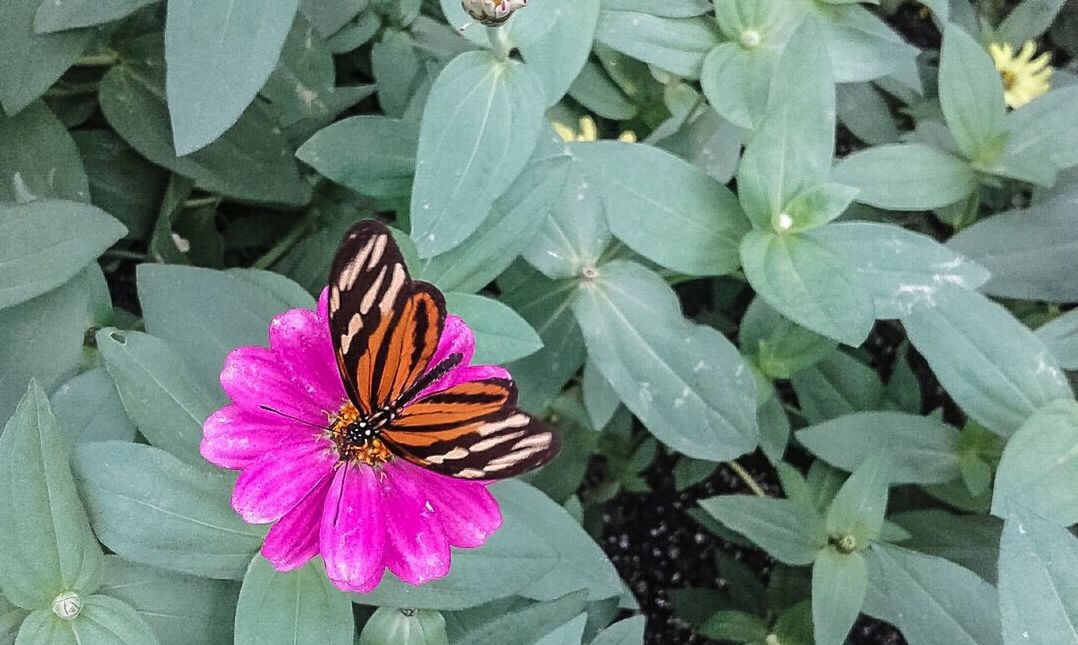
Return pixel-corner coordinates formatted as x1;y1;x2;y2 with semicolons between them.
461;0;528;26
51;592;81;620
740;29;762;49
359;607;448;645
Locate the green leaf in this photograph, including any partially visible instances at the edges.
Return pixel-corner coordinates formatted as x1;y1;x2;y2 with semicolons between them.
1005;85;1078;170
447;591;588;645
798;413;961;485
701;44;777;131
603;0;709;16
518;0;601;106
235;557;352;645
832;143;977;211
569;141;748;276
0;102;88;203
297;116;417;199
813;222;990;319
891;510;1002;584
571;261;758;461
998;0;1068;44
740;230;874;346
138;265;312;388
534;612;586;645
812;549;867;645
901;286;1073;436
51;368;137;445
740;296;838;379
582;359;620;430
1038;309;1078;371
939;24;1007;161
72;442;263;580
758;395;791;463
164;0;299;154
863;544;1002;645
993;399;1078;525
699;495;826;565
420;155;570;293
359;606;448;645
410;51;545;258
736;19;834;230
836;82;900;145
100;60;310;206
0;200;125;310
698;610;768;642
998;509;1078;644
98;556;239;645
567;61;637;121
34;0;157;32
825;453;889;546
779;183;859;233
96;329;218;464
589;616;645;645
948;188;1078;302
0;382;103;610
16;595;158;644
790;351;883;424
444;293;542;364
594;12;717;78
501;481;623;603
0;0;92;114
0;267;102;422
73;130;168;240
521;395;599;503
298;0;365;37
519;156;609;281
502;274;585;412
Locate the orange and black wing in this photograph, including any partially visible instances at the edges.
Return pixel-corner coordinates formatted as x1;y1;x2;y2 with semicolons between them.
327;220;444;414
382;378;561;479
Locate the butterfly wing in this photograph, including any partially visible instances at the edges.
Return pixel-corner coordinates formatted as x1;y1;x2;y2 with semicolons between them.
327;221;445;414
382;378;561;479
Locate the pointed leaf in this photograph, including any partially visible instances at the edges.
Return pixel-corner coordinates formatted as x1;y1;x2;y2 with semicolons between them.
410;51;545;258
812;549;867;645
699;495;825;565
939;24;1007;161
235;557;352;645
571;261;758;461
826;453;890;545
832;143;977;211
993;400;1078;525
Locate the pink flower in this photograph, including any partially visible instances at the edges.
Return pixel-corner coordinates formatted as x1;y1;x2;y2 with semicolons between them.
201;290;504;592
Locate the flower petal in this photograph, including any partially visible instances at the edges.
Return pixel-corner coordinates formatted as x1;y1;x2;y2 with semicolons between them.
269;307;347;411
220;346;328;423
232;442;335;523
202;405;314;469
408;464;502;548
428;315;475;370
261;480;331;571
381;462;451;585
320;464;386;591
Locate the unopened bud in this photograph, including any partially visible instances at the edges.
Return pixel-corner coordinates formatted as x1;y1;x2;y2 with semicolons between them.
461;0;527;26
52;592;81;620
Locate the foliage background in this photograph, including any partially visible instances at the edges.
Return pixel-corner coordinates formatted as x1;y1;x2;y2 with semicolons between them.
2;0;1078;643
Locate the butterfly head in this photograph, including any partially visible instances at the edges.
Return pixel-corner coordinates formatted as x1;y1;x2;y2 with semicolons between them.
328;402;395;467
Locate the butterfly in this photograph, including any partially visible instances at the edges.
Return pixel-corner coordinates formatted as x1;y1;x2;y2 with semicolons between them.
324;219;560;479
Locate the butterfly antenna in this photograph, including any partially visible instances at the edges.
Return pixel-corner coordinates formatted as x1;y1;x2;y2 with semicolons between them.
259;405;332;430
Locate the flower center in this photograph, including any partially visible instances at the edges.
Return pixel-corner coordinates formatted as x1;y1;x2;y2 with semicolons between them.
329;402;393;466
1000;69;1017;91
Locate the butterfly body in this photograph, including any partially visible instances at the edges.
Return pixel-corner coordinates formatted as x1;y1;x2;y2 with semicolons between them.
325;220;560;479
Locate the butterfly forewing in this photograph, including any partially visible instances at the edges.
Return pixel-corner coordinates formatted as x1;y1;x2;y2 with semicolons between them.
383;379;560;479
328;221;444;413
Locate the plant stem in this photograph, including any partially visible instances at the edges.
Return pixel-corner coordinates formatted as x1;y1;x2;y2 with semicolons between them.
252;218;313;270
486;25;511;61
727;460;767;497
76;52;119;67
103;249;148;262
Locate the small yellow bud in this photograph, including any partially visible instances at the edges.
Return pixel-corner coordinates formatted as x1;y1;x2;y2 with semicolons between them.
740;30;762;49
775;212;794;233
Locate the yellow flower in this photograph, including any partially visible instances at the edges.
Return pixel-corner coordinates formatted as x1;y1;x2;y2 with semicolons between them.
552;116;636;143
988;41;1052;109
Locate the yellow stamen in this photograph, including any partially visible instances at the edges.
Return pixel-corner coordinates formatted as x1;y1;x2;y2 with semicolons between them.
328;402;392;466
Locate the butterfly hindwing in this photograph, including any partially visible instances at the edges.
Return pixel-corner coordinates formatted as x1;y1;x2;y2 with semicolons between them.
383;379;560;479
328;221;444;414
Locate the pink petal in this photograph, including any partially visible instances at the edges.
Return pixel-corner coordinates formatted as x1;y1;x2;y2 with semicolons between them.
261;480;331;571
201;405;314;469
408;464;502;548
317;287;330;323
232;442;335;523
320;465;386;591
329;566;384;594
269;308;347;411
220;346;329;424
381;462;451;585
428;316;476;370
